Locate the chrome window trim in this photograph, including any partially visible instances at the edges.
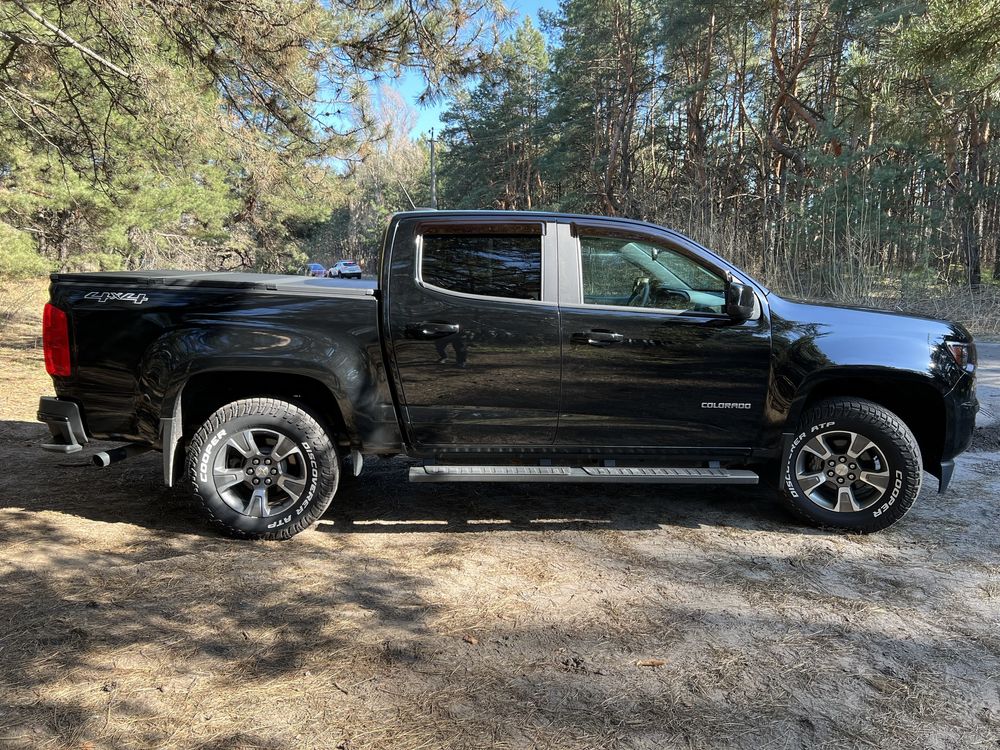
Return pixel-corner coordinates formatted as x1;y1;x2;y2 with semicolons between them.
556;302;731;319
555;221;582;306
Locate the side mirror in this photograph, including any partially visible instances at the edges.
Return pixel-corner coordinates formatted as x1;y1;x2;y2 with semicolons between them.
725;279;755;321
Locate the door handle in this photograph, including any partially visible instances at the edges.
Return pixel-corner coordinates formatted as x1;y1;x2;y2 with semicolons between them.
571;329;625;346
408;321;461;339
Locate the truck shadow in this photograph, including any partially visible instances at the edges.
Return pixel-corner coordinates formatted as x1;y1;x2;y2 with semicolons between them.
322;457;788;535
1;420;793;538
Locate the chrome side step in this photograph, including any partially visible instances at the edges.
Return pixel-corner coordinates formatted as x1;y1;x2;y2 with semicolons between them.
409;466;758;484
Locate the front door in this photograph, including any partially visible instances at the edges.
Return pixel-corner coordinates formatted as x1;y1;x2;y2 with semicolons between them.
386;218;561;447
555;223;771;448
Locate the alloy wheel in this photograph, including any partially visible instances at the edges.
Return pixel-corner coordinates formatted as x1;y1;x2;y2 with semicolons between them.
794;429;892;513
210;428;308;518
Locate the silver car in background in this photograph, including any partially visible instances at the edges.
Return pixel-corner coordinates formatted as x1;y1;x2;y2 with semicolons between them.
328;260;362;279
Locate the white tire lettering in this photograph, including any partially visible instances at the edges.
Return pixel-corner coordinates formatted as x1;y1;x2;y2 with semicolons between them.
199;429;228;483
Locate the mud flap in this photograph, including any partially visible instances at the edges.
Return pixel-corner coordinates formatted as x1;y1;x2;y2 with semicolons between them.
938;459;955;493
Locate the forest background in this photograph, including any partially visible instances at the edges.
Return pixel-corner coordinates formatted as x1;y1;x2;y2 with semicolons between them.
2;0;1000;329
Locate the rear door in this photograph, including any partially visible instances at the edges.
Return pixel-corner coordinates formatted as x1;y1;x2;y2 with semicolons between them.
554;221;771;448
385;217;561;447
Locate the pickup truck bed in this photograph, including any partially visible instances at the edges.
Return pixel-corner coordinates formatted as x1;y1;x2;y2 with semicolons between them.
44;269;401;469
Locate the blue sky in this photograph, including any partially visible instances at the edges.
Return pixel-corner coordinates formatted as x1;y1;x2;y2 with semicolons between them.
391;0;559;137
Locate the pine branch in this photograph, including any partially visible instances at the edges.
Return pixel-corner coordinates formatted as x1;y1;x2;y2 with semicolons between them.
9;0;130;78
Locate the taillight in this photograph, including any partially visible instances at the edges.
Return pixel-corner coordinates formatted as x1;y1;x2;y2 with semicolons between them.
43;303;72;377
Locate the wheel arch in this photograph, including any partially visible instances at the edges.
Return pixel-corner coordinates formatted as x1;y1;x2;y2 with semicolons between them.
790;375;945;478
162;369;353;486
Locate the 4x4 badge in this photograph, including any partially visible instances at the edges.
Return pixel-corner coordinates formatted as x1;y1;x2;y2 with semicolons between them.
84;291;149;305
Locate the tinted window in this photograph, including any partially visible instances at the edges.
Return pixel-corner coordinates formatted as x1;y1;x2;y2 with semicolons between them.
580;236;725;313
421;234;541;300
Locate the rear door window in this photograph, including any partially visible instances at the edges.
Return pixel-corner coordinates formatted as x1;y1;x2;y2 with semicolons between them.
421;233;542;301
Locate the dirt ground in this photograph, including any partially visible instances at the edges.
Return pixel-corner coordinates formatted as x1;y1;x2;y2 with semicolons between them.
2;279;1000;749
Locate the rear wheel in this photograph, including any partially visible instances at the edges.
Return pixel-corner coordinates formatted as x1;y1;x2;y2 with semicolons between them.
186;398;339;539
780;398;922;532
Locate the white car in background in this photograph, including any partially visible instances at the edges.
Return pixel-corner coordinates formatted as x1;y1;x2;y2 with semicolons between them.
328;260;363;279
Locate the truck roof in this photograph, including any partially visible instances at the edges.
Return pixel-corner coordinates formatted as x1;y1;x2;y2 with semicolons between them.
390;208;661;224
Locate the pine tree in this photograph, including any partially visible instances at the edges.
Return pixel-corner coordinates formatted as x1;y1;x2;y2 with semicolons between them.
441;17;549;209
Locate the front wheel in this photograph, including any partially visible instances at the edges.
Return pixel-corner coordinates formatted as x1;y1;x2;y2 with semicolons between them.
780;398;922;533
186;398;339;539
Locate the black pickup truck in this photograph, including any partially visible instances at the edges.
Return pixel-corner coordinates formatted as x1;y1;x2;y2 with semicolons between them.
38;211;978;538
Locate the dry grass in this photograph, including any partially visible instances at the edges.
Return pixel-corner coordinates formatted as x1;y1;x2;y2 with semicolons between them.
0;277;50;421
865;283;1000;338
692;219;1000;339
1;279;999;749
4;476;999;750
775;277;1000;338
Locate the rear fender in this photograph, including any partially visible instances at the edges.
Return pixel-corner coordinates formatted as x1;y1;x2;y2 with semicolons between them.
138;323;400;483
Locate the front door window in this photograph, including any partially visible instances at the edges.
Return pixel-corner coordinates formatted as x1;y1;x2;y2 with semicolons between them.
580;236;726;314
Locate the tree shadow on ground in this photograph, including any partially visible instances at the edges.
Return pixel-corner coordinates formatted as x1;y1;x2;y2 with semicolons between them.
0;502;996;749
1;421;998;748
1;419;798;540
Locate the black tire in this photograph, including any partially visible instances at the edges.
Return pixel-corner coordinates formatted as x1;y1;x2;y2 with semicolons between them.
186;398;339;539
780;398;922;533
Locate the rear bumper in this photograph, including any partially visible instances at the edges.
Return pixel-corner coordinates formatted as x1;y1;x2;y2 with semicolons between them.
37;396;89;453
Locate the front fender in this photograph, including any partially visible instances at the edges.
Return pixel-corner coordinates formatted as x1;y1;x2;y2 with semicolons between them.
781;365;947;429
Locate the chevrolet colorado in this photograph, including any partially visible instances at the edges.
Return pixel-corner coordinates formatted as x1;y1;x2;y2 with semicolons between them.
37;211;978;538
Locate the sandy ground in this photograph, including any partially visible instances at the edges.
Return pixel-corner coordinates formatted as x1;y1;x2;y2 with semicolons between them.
1;280;999;749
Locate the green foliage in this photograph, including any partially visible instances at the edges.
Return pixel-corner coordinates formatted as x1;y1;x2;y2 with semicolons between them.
437;0;1000;296
441;17;549;209
316;90;432;268
0;222;51;277
5;0;999;302
893;0;1000;80
0;0;503;276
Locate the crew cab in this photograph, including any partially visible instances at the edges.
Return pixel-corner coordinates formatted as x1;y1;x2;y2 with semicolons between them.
37;211;978;539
